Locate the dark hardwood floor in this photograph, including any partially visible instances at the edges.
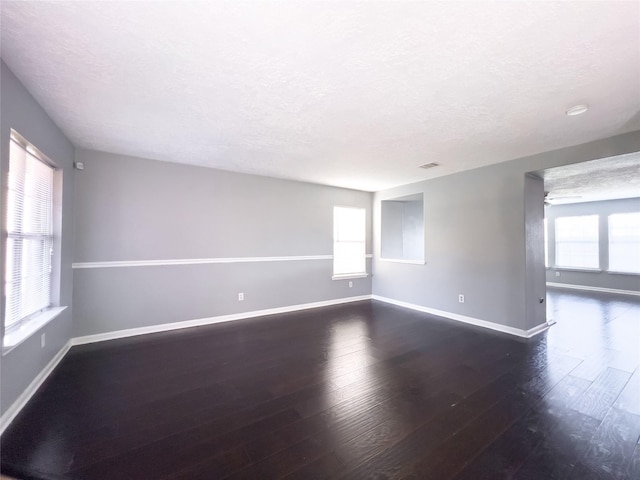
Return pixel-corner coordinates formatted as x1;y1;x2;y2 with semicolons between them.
2;289;639;479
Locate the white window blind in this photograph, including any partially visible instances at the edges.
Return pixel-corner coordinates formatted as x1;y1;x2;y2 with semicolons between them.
555;215;599;269
609;212;640;274
4;135;54;333
333;206;366;277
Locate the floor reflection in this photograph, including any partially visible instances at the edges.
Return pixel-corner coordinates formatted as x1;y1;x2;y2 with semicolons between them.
323;315;376;397
542;288;639;410
320;313;417;463
546;289;640;377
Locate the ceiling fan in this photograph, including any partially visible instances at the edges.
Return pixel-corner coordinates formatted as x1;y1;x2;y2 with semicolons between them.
544;192;583;206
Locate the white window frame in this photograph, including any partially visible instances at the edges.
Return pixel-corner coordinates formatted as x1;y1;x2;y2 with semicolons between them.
608;212;640;274
332;206;367;280
3;131;65;352
554;215;600;270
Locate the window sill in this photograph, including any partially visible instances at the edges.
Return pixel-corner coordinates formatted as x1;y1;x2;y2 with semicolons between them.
332;273;369;280
379;258;426;265
552;267;602;273
606;270;640;276
2;306;68;355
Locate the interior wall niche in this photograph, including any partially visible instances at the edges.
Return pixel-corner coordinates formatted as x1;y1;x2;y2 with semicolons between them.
381;193;425;263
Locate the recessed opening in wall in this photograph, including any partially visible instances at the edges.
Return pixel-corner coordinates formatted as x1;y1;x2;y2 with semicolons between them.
381;193;425;264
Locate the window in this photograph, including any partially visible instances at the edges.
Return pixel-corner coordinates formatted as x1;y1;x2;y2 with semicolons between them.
555;215;599;269
609;212;640;274
4;133;55;336
544;218;549;268
333;206;366;278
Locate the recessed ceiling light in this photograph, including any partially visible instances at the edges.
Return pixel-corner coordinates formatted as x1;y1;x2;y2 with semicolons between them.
566;104;589;116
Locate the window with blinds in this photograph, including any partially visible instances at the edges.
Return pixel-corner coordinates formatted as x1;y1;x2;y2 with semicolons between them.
333;206;366;278
4;133;55;334
555;215;599;269
609;212;640;274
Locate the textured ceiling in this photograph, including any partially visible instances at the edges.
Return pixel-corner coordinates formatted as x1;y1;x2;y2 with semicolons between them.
1;1;640;191
540;151;640;204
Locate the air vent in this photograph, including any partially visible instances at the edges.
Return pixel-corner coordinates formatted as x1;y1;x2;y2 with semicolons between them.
419;162;439;169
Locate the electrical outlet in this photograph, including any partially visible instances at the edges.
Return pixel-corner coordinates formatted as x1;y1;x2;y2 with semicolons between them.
41;333;46;348
555;271;561;277
348;281;353;288
238;292;244;301
458;294;465;303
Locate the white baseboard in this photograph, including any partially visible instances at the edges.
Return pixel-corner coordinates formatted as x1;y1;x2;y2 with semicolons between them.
0;341;72;436
72;295;373;346
0;296;373;433
372;295;548;339
0;293;549;436
546;282;640;297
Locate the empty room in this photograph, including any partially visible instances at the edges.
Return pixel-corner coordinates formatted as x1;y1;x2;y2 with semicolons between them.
1;1;640;479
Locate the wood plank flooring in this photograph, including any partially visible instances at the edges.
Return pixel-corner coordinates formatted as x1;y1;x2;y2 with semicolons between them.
1;289;639;479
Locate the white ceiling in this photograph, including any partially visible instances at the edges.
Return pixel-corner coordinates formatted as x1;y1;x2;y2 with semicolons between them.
2;1;639;191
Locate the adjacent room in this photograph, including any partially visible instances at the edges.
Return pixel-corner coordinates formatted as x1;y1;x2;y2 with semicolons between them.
1;1;639;479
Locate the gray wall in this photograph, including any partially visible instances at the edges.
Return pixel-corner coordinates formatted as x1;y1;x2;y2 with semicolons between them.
0;61;75;416
524;174;547;329
546;198;640;292
403;199;425;261
73;150;373;337
373;131;640;332
381;201;405;259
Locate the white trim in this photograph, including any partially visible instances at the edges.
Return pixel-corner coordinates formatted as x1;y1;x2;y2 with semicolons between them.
73;255;331;269
73;254;374;269
72;295;373;346
332;273;369;280
372;295;548;339
0;341;71;436
379;258;426;265
546;282;640;297
552;267;602;273
2;292;555;435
